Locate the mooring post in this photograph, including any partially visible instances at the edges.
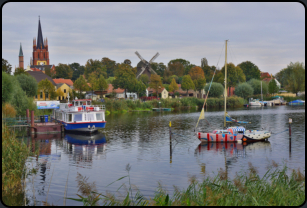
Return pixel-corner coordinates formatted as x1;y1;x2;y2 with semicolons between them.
31;110;34;134
169;121;172;163
289;118;292;154
26;109;29;124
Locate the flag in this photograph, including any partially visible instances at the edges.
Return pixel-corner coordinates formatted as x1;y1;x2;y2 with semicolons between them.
195;107;205;129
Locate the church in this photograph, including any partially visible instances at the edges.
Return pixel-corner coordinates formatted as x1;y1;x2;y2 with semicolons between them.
19;17;55;73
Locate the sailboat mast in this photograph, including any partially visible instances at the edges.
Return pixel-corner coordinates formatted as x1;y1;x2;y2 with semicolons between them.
224;40;228;128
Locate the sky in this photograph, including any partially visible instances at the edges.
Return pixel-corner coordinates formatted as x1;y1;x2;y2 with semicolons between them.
2;2;305;75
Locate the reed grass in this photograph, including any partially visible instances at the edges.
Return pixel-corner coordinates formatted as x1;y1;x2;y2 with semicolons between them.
99;97;244;115
67;163;305;206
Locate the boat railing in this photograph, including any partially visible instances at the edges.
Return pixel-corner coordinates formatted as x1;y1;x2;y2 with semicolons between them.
67;105;105;112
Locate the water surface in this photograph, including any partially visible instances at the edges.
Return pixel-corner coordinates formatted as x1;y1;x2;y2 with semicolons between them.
23;105;305;205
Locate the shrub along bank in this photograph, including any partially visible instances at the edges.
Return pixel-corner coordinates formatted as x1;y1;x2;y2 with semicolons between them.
93;96;245;114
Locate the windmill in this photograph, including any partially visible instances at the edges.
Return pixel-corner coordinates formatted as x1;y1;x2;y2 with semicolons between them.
135;51;159;79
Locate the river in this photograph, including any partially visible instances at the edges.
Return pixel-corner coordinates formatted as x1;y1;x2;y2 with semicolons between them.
22;105;305;206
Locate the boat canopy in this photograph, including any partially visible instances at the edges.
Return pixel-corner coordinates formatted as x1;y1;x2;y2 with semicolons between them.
289;100;305;103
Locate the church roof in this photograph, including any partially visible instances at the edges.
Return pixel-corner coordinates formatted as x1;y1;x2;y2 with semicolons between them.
19;43;23;56
37;18;44;49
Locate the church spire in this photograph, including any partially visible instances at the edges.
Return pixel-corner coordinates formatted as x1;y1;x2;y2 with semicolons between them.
37;16;44;49
19;43;23;56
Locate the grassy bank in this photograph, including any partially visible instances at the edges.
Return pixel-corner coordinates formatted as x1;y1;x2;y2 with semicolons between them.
2;122;33;205
68;163;305;206
93;96;245;114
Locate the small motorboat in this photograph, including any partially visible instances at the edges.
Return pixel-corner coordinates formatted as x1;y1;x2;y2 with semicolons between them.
249;98;262;106
241;129;271;142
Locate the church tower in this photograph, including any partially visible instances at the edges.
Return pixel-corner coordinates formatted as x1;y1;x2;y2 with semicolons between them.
31;17;49;66
19;43;24;69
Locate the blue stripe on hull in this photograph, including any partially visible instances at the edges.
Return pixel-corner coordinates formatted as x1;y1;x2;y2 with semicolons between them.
57;120;106;132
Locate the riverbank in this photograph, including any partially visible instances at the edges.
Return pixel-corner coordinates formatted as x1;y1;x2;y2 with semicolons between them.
2;122;35;206
67;163;305;206
94;96;245;114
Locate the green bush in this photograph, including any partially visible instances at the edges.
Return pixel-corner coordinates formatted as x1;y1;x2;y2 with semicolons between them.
16;74;38;97
2;71;14;103
247;79;268;95
204;82;224;98
235;83;254;99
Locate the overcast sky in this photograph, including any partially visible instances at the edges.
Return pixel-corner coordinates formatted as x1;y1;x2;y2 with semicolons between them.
2;2;305;75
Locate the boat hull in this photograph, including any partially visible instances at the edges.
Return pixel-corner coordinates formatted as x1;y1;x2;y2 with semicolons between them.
197;132;243;143
242;131;271;142
60;121;106;133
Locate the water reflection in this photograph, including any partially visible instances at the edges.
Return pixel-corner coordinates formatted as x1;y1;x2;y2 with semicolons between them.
64;132;107;167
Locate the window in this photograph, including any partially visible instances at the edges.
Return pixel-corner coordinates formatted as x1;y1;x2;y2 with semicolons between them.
74;114;82;122
59;96;61;101
35;94;38;99
64;89;66;93
40;92;43;99
45;92;49;99
96;113;102;121
86;113;94;121
67;114;72;122
87;101;91;105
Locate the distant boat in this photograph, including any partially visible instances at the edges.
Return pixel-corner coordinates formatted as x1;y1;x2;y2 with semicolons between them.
249;98;262;106
288;99;305;106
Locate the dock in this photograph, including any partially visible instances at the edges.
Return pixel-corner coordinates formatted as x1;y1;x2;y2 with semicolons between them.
152;108;172;112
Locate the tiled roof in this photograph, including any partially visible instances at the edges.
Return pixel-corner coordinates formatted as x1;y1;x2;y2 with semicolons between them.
147;87;166;94
107;84;125;94
26;71;56;86
260;72;271;78
53;78;74;86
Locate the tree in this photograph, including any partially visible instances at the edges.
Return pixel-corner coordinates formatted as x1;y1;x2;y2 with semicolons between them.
149;74;163;98
45;65;56;78
55;63;73;79
101;57;117;77
16;74;38;97
85;59;106;79
202;65;216;83
96;75;108;92
201;57;208;68
56;88;64;100
168;58;193;75
88;72;100;100
277;62;305;94
234;83;254;99
10;82;28;116
237;61;261;82
73;75;88;98
2;71;14;103
70;62;85;81
168;78;179;95
2;58;12;74
38;79;56;101
106;77;115;84
14;67;27;76
112;63;137;98
139;74;149;86
163;68;173;84
204;82;224;98
247;78;268;95
268;79;279;95
123;59;132;67
167;75;178;84
218;63;246;95
168;62;184;77
189;66;206;96
151;62;166;76
133;80;146;99
181;75;195;97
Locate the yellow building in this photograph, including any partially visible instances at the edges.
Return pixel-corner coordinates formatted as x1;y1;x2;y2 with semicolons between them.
56;83;72;101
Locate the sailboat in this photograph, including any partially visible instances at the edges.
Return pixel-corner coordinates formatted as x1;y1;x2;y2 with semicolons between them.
196;40;244;143
196;40;271;143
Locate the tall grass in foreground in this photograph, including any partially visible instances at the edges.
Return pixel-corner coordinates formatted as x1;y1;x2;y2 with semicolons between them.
68;163;305;206
2;121;32;205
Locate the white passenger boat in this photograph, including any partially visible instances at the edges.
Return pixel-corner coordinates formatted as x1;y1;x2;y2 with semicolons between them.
52;99;106;133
